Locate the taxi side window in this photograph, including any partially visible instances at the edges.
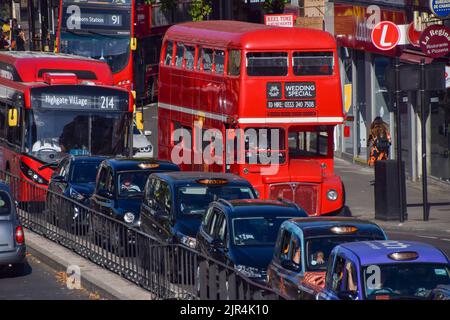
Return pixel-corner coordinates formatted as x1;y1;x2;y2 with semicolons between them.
289;235;302;267
217;216;227;244
58;159;70;178
343;260;358;293
164;41;173;66
97;167;109;194
105;171;114;196
144;177;155;204
206;208;220;237
154;180;171;215
202;207;214;230
213;212;226;243
331;256;346;292
279;230;292;261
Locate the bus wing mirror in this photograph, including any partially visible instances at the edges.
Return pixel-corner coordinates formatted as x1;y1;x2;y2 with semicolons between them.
8;108;18;127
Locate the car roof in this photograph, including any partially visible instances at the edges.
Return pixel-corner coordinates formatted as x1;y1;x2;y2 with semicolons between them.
151;171;252;186
103;158;180;172
286;217;386;238
339;240;449;266
70;155;110;163
217;199;307;218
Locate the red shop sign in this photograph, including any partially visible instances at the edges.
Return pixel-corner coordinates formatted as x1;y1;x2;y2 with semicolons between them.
420;25;450;58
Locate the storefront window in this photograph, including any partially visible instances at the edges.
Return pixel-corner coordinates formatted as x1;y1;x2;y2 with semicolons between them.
373;56;391;126
430;90;450;182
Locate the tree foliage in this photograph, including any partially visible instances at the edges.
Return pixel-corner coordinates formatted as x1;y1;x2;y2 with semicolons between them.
263;0;289;13
188;0;212;22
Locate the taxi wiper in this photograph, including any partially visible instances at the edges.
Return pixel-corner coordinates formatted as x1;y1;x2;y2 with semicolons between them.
38;162;59;171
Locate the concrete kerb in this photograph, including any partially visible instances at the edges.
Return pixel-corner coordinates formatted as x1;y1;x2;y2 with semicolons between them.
24;230;154;300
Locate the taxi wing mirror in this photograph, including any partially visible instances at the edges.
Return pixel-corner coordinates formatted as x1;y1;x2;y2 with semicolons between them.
52;175;66;183
8;108;18;127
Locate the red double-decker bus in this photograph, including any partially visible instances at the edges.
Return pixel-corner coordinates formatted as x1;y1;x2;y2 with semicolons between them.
157;21;347;216
0;51;133;203
56;0;134;91
55;0;192;105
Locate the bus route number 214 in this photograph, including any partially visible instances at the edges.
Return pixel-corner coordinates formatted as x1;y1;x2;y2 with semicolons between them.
100;96;116;110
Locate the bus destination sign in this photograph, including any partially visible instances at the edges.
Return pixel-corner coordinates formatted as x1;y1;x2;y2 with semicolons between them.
37;94;120;111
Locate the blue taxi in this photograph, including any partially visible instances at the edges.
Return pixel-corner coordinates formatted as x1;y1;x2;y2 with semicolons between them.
315;240;450;300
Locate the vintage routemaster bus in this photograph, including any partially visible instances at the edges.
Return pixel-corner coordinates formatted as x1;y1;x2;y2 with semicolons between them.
157;21;346;216
0;51;133;203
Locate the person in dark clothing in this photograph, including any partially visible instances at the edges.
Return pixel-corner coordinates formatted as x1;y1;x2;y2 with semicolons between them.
0;33;9;50
15;30;25;51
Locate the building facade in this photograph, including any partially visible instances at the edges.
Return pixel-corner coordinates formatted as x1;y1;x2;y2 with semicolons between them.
319;0;450;183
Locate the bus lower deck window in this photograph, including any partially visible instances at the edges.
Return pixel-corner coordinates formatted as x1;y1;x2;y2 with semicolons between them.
246;52;288;76
293;52;333;76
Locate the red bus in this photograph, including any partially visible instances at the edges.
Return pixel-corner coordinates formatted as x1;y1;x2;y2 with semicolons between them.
55;0;192;105
56;0;135;91
0;51;133;203
157;21;347;216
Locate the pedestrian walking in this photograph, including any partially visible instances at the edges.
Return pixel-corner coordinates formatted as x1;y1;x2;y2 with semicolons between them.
15;30;25;51
367;116;391;166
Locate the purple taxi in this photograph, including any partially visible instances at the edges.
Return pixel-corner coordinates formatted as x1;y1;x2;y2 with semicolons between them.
313;240;450;300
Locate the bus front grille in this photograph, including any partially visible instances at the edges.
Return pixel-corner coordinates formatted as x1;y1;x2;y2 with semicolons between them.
269;183;319;215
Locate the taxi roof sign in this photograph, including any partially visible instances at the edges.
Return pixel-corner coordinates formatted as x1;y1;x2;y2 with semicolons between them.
388;251;419;261
197;178;229;185
330;226;358;234
138;163;160;169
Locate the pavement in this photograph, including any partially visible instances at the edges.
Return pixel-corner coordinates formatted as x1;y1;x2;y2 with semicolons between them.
335;157;450;236
23;231;154;300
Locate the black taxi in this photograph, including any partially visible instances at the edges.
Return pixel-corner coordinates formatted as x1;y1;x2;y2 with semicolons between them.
139;172;257;248
266;218;387;299
89;158;179;253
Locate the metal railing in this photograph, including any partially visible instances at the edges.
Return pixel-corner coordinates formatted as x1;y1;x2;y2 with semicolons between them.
1;170;283;300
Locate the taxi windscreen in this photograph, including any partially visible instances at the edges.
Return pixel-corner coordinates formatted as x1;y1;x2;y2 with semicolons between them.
232;217;292;246
178;186;254;216
305;236;384;271
363;263;450;300
71;162;102;184
118;171;152;198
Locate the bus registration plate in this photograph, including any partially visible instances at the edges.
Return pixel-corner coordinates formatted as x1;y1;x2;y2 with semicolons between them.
267;100;316;109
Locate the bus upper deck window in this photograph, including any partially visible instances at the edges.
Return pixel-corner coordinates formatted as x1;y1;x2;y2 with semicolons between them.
214;50;225;74
246;52;288;77
164;41;173;66
228;50;241;76
293;52;334;76
185;46;196;70
175;43;185;68
201;48;214;72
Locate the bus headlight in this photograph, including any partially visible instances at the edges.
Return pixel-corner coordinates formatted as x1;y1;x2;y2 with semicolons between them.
124;212;135;224
327;189;338;201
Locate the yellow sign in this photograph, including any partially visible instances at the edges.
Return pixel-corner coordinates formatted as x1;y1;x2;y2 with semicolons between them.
135;111;144;130
344;84;352;113
2;24;10;33
8;109;18;127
